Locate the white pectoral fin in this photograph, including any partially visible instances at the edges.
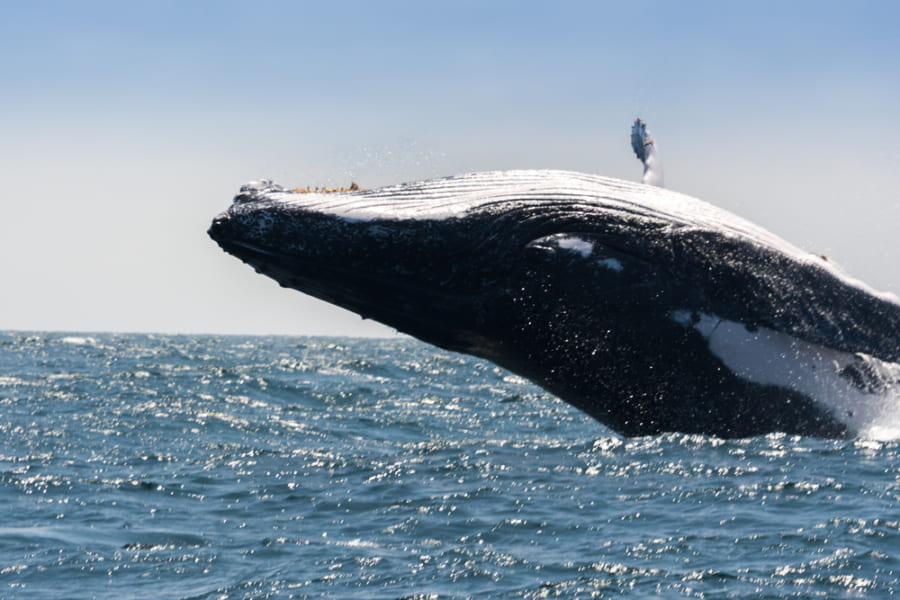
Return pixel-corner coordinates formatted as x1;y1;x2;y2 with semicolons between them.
669;310;900;439
631;118;664;188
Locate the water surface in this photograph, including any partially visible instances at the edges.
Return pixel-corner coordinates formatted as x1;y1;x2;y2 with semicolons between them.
1;332;898;598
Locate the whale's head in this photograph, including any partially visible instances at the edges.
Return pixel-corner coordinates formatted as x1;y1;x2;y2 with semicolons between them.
208;172;683;361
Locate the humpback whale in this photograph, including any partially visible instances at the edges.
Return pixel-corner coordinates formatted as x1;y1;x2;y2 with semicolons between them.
208;125;900;439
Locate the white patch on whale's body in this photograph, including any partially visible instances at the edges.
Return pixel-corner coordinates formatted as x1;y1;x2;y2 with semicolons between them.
596;258;624;272
670;310;900;439
556;236;594;258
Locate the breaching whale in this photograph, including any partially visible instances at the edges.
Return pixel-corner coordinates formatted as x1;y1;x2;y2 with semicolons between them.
208;124;900;439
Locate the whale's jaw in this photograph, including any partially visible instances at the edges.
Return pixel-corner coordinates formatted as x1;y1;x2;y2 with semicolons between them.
209;171;900;439
207;188;510;360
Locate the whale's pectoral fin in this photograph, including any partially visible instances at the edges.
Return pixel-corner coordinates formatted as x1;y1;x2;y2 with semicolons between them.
631;118;664;188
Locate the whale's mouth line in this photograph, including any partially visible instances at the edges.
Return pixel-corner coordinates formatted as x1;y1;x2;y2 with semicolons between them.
216;239;277;258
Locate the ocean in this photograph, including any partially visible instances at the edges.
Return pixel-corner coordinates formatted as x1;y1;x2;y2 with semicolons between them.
1;331;898;598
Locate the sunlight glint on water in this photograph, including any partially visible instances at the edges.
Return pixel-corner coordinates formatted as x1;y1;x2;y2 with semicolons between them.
1;332;898;598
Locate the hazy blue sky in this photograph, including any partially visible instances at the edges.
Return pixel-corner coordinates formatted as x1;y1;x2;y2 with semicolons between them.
2;1;899;335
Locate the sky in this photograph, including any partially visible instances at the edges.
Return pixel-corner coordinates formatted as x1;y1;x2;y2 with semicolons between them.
1;1;899;336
